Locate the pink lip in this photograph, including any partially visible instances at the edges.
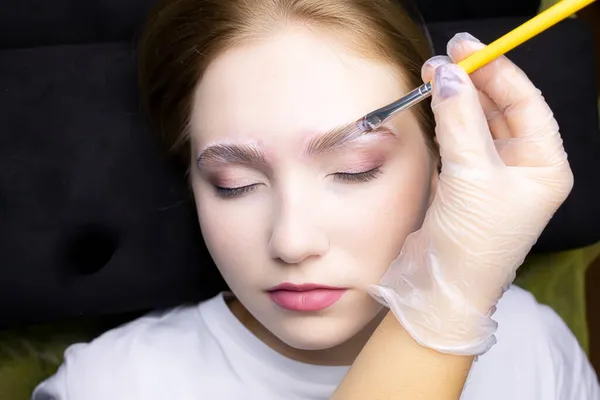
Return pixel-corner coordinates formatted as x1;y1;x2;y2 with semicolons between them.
267;283;347;311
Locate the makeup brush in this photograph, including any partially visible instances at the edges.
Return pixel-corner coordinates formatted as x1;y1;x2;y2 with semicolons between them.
352;0;596;135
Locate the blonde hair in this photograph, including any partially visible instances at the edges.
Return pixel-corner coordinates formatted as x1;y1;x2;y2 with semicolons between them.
138;0;436;166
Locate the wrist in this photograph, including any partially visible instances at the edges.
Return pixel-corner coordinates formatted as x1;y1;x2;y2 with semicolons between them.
369;283;498;356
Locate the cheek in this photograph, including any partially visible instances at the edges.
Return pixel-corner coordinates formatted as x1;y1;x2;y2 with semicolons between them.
326;157;433;266
192;180;270;286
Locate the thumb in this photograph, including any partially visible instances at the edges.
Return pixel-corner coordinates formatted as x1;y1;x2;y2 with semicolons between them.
432;63;501;167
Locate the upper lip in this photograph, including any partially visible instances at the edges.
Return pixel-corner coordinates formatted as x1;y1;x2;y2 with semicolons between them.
267;283;345;292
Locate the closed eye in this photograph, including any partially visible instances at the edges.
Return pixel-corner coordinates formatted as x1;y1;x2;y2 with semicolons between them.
214;184;259;199
214;167;382;199
332;167;382;183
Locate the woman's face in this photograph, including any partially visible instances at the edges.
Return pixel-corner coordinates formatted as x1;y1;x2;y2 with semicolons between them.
190;26;437;350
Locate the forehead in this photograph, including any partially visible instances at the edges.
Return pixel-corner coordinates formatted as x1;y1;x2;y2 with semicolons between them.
190;26;410;148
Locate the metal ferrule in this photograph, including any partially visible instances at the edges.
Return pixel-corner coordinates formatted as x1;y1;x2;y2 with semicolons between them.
362;81;432;130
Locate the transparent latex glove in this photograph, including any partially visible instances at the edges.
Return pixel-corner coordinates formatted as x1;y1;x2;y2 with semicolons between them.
368;33;574;356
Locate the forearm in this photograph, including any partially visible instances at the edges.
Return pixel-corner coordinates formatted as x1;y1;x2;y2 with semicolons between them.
331;311;473;400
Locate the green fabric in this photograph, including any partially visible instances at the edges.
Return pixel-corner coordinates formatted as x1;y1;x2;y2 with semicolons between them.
539;0;575;13
516;241;600;354
0;319;123;400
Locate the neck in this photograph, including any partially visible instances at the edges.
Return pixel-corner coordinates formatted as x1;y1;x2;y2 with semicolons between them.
227;298;386;366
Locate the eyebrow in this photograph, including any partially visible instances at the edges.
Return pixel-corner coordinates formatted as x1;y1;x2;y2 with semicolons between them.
306;123;394;156
196;123;395;168
197;142;266;167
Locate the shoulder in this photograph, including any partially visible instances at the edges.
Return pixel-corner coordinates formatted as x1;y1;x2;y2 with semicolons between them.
32;298;218;400
465;285;599;399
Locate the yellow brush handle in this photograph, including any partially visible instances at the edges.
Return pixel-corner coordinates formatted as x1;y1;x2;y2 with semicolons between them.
456;0;596;74
364;0;596;126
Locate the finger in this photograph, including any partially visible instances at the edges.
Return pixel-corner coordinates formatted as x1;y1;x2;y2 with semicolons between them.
446;33;541;123
494;135;568;167
478;90;512;140
446;32;567;166
431;63;502;167
421;55;451;83
423;55;511;141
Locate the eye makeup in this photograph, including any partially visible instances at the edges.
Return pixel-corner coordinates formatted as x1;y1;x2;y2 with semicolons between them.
200;166;265;199
197;119;401;200
323;143;387;172
209;162;385;200
212;168;384;200
201;138;392;199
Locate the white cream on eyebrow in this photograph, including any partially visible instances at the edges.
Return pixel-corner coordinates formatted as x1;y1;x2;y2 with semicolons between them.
196;139;266;167
198;138;261;153
326;125;398;154
304;121;399;157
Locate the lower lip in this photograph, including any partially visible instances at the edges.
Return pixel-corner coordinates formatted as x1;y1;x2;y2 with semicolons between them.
267;289;347;311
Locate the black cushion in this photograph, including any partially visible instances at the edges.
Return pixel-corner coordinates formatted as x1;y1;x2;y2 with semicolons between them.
0;44;227;328
1;16;599;328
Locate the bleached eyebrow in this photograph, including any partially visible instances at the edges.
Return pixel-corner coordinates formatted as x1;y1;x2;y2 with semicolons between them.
305;124;395;156
197;123;396;168
197;143;265;168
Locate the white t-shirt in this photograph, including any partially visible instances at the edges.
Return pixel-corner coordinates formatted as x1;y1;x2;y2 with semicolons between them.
32;286;599;400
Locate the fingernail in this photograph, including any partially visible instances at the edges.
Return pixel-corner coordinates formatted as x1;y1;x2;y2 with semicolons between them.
423;55;451;71
447;32;483;53
453;32;481;43
434;64;465;99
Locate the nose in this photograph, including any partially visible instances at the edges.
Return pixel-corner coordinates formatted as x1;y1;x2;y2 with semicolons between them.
268;196;329;265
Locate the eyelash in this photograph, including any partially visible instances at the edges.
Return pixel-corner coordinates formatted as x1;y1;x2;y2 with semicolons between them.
214;167;382;199
332;167;382;183
214;184;258;199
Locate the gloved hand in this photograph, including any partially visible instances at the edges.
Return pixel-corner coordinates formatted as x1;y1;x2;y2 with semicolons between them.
368;32;574;356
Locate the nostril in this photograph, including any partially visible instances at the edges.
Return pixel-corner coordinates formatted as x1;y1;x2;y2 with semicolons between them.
268;229;329;265
63;224;118;275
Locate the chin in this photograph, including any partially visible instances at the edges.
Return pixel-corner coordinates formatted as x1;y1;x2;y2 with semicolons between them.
267;311;379;351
